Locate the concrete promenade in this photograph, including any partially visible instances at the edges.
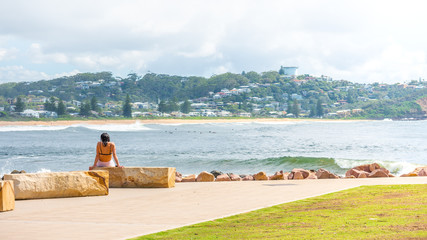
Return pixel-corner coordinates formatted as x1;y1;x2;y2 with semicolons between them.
1;177;426;240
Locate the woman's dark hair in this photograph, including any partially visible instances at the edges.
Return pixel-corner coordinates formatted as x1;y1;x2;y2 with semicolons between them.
100;133;110;147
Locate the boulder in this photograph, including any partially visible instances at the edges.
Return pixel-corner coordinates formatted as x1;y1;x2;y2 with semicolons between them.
0;180;15;212
181;174;196;182
293;171;304;180
307;172;318;179
269;171;286;180
216;174;231;181
93;167;175;188
254;172;269;181
288;168;310;180
175;172;182;182
228;173;242;181
346;163;392;178
400;166;427;177
418;168;427;176
210;170;224;178
368;169;389;178
316;168;339;179
346;168;369;178
292;168;310;178
242;175;254;181
196;171;215;182
4;171;109;200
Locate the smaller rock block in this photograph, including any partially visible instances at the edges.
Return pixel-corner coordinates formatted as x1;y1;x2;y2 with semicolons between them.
93;167;175;188
0;180;15;212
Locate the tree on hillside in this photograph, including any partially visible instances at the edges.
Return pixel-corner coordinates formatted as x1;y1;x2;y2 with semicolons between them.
122;94;132;118
57;99;66;116
79;101;91;117
91;96;99;112
309;105;316;118
316;99;324;117
158;100;166;113
292;99;300;117
15;97;25;112
44;97;57;112
180;99;191;114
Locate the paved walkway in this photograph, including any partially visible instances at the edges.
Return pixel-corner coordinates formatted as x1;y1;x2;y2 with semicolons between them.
1;177;426;240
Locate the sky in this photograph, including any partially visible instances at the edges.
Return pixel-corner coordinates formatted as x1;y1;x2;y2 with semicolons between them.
0;0;426;84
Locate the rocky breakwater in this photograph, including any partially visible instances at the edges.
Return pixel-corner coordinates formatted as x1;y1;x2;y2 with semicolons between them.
400;166;427;177
3;170;109;200
93;167;175;188
345;163;395;178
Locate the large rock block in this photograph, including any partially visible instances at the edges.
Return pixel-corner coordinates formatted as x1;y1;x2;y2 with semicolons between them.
0;180;15;212
93;167;175;188
4;171;109;200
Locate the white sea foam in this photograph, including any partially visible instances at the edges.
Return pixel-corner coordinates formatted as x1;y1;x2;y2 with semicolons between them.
79;121;153;131
36;168;52;173
0;121;154;132
334;158;421;175
0;125;70;132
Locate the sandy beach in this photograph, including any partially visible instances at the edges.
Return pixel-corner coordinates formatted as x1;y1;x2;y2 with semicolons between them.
0;118;364;126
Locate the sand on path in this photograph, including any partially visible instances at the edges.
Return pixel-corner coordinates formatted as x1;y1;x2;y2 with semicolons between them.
0;177;426;240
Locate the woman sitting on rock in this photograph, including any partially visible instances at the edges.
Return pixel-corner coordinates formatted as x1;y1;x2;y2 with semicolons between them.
89;132;123;170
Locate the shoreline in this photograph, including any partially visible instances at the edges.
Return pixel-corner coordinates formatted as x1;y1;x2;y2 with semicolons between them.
0;118;370;126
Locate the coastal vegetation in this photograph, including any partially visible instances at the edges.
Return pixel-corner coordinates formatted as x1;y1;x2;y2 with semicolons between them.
0;70;426;120
133;184;427;240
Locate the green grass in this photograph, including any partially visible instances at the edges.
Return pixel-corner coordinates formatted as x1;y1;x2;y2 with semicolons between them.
131;184;427;240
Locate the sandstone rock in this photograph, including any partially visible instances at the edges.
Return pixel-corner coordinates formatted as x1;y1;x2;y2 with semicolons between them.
181;174;196;182
254;172;269;181
242;175;254;181
196;171;215;182
307;173;318;179
228;173;242;181
316;168;339;179
269;171;286;180
0;180;15;212
291;168;310;179
358;172;367;178
210;170;223;178
293;171;304;180
4;171;109;200
401;173;419;177
216;174;231;181
347;163;392;178
93;167;175;188
388;173;395;177
175;172;182;182
368;169;389;178
418;168;427;176
346;168;369;178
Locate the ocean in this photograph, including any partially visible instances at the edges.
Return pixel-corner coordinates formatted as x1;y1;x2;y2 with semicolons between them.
1;120;426;177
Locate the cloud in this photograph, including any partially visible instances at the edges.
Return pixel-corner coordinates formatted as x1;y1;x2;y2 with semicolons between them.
0;0;426;83
0;47;19;61
0;65;80;83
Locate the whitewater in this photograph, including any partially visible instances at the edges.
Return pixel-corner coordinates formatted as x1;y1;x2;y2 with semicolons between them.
1;120;426;177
